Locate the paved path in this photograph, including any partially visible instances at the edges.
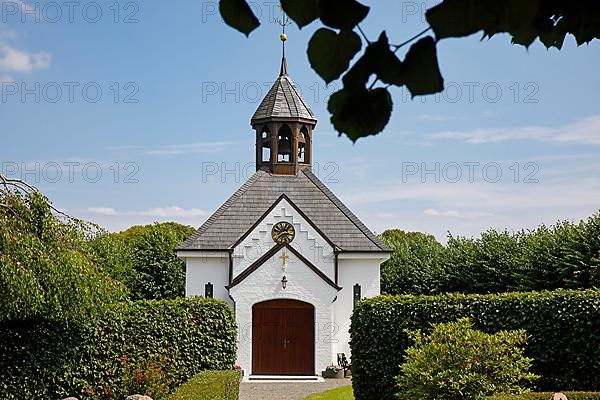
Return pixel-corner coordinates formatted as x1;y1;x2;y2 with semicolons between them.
239;378;352;400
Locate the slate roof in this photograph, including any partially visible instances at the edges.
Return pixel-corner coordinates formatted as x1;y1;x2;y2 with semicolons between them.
251;67;316;124
178;169;391;252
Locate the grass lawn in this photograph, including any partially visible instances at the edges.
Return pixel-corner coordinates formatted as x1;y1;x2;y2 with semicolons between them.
302;385;354;400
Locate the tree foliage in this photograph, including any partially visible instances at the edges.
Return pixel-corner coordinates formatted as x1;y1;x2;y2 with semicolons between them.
218;0;600;140
379;211;600;295
90;222;195;300
380;230;445;295
0;177;125;325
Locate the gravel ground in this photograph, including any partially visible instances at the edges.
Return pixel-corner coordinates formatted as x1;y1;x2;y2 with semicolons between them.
238;378;352;400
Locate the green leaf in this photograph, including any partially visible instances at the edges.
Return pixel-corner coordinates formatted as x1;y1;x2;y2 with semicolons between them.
319;0;369;31
308;28;362;83
538;20;567;49
328;87;392;141
219;0;259;37
343;32;405;88
281;0;319;29
401;36;444;97
425;0;505;40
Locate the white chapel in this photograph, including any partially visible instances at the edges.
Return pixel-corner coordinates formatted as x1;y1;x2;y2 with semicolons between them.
177;41;390;378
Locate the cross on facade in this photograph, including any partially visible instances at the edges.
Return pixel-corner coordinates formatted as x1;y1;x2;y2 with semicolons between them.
279;251;289;269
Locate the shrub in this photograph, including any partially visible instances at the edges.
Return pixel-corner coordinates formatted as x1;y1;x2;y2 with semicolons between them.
120;355;175;399
378;211;600;295
397;318;538;400
487;393;600;400
0;297;237;400
350;290;600;400
166;370;240;400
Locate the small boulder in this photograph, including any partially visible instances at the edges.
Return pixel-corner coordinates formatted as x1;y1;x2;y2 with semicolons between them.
551;394;568;400
125;396;153;400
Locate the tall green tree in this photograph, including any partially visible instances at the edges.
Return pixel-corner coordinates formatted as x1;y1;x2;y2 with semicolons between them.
380;230;445;295
91;223;195;300
0;177;125;324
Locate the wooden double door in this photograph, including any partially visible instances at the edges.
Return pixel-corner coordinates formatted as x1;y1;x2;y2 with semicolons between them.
252;299;315;376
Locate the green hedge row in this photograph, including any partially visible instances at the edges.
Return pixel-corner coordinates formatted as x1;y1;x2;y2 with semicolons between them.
350;290;600;400
487;393;600;400
166;370;240;400
0;297;237;400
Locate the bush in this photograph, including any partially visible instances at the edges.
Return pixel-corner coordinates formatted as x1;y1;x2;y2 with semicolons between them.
120;355;175;399
487;393;600;400
350;290;600;400
397;318;538;400
378;212;600;295
0;297;237;400
167;370;240;400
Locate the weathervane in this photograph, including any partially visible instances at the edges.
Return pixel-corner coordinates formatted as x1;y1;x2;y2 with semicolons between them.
276;7;291;76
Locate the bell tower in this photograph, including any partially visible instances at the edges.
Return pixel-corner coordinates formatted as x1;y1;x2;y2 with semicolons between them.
251;22;317;176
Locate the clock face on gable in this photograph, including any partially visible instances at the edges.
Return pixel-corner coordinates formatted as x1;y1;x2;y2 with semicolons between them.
271;221;295;244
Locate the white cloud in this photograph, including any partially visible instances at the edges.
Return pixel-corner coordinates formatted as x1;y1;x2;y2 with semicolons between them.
86;207;118;216
86;206;208;218
0;73;13;83
0;22;51;74
0;23;16;40
417;114;458;122
145;141;239;155
424;209;462;218
0;43;51;72
337;173;600;242
342;178;600;210
423;208;493;218
79;206;209;232
429;115;600;145
424;208;462;217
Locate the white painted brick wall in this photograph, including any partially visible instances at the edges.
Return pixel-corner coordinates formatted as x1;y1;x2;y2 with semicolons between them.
230;247;338;376
232;198;335;280
333;257;383;358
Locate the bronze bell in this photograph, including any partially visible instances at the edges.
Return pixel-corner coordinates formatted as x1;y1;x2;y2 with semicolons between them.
278;136;292;155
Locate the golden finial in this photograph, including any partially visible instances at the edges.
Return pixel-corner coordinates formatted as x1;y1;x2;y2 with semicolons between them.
276;7;291;76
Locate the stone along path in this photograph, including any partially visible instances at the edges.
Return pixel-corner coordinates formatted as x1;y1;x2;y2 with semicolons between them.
238;378;352;400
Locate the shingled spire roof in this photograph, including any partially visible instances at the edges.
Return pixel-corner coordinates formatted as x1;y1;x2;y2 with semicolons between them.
251;50;316;124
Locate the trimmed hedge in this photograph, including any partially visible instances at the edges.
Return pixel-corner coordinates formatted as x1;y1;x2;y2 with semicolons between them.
487;393;600;400
350;290;600;400
0;297;237;400
166;370;240;400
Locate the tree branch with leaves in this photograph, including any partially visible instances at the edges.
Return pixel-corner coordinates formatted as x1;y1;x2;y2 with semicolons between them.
219;0;600;141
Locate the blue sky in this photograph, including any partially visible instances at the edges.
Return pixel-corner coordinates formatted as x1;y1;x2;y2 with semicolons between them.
1;0;599;241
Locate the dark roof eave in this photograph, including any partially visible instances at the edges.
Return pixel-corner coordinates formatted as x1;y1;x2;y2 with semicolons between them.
335;249;394;254
226;243;342;291
251;116;317;126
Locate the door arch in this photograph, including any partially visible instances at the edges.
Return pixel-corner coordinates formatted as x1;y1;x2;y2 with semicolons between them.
252;299;315;375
